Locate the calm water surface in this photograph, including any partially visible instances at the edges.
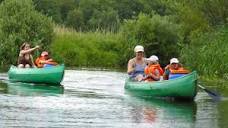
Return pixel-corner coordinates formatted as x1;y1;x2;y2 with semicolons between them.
0;70;228;128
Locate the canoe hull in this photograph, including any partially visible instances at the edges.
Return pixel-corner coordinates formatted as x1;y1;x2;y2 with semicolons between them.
8;65;65;85
124;71;197;99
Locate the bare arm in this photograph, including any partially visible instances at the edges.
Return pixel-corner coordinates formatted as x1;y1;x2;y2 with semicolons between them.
40;59;58;65
30;55;36;68
20;46;39;55
127;59;135;74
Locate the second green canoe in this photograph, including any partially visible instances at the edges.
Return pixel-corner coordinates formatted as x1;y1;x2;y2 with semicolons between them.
8;64;65;85
124;71;197;99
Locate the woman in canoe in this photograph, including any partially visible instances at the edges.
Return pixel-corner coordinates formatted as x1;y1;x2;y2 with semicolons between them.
127;45;147;81
163;58;189;80
144;55;163;82
18;42;40;68
35;51;58;68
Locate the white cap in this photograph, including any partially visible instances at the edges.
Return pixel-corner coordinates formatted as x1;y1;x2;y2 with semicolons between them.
147;55;159;62
170;58;179;64
134;45;144;52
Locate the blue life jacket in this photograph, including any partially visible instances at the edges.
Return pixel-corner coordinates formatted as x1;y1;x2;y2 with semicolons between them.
43;64;55;68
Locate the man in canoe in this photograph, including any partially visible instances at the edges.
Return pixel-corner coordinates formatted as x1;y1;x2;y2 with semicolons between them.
144;55;163;82
18;42;40;68
35;51;58;68
127;45;147;81
163;58;189;80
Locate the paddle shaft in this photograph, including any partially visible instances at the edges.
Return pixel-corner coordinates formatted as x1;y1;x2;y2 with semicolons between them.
198;84;205;90
197;84;219;97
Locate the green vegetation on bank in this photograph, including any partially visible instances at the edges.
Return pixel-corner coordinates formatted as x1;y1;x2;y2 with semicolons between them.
0;0;53;71
51;26;124;68
181;26;228;79
0;0;228;82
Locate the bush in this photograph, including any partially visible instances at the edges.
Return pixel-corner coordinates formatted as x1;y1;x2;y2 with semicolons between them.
181;26;228;78
120;13;181;66
51;26;124;68
0;0;53;70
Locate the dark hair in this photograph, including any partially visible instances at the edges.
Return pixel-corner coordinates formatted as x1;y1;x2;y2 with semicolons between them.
20;42;30;50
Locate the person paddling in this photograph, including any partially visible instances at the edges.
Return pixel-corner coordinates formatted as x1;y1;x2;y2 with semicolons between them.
35;51;58;68
127;45;147;81
18;42;39;68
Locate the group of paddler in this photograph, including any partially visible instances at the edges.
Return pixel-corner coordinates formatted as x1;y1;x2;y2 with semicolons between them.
17;42;58;68
16;42;189;81
127;45;189;82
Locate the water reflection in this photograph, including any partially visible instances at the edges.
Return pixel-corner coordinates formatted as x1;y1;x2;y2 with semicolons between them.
0;81;64;96
0;82;7;94
218;100;228;128
126;96;196;127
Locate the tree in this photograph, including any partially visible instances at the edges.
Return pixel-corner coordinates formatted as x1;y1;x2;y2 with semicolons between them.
0;0;53;70
120;13;181;66
66;9;84;31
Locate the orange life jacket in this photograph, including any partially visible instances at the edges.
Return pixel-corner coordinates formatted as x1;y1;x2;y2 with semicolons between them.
144;64;162;81
35;57;45;68
35;57;57;68
165;65;189;74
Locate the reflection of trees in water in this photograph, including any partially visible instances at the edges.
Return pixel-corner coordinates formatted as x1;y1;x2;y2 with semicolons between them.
0;82;8;94
218;100;228;128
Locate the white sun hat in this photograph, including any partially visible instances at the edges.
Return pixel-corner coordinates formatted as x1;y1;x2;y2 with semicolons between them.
134;45;144;52
147;55;159;62
170;58;179;64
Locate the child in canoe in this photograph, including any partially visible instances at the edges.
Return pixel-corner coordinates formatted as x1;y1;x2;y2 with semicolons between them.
18;42;40;68
144;55;163;82
35;51;58;68
163;58;189;80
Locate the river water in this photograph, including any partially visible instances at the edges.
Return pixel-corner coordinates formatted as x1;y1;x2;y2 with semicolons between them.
0;70;227;128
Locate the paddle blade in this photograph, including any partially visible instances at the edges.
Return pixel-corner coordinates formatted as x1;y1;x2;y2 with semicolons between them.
204;88;221;101
198;84;221;101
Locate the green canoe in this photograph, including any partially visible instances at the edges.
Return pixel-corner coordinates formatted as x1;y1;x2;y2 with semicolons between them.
8;64;65;85
124;71;197;99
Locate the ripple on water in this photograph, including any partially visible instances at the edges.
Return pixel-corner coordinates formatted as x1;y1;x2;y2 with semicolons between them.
0;70;227;128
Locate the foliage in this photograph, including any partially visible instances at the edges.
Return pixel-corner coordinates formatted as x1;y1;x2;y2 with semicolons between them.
33;0;76;24
120;13;181;66
181;26;228;78
0;0;53;70
185;0;228;26
51;26;124;68
33;0;169;31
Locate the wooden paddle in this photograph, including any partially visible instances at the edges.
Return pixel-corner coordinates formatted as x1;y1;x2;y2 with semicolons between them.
198;84;220;100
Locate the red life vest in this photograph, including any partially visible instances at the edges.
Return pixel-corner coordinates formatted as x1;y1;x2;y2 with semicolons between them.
35;57;45;68
144;64;163;81
165;64;189;74
35;57;58;68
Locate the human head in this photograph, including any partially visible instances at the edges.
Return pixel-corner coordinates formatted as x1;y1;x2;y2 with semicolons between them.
41;51;49;59
170;58;179;69
20;42;30;50
134;45;144;53
134;45;144;59
147;55;159;65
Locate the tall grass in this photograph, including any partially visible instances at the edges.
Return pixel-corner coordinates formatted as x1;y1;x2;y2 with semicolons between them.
181;26;228;79
50;26;125;68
